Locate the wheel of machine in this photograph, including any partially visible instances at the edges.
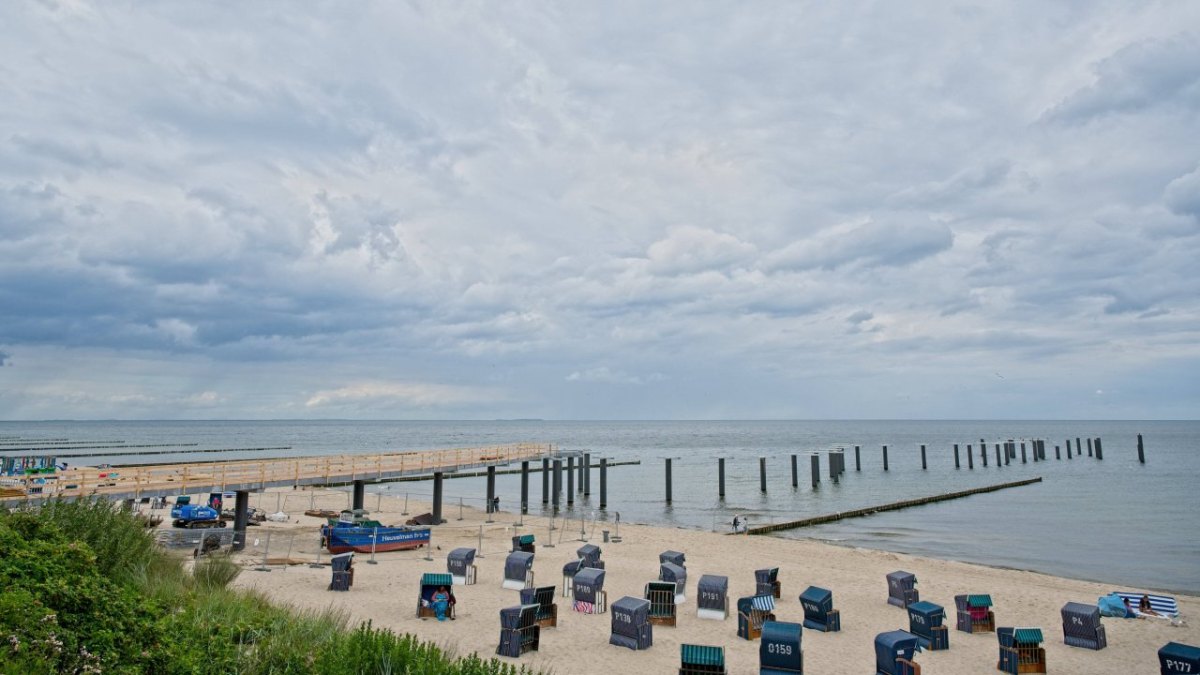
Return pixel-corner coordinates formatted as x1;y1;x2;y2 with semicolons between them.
218;521;227;528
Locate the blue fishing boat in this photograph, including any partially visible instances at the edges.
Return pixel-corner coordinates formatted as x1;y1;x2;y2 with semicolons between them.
321;512;431;553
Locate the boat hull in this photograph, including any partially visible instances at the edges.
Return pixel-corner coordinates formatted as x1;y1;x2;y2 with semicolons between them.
322;525;430;553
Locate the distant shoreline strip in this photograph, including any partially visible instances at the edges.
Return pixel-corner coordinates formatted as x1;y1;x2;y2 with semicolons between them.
743;477;1044;535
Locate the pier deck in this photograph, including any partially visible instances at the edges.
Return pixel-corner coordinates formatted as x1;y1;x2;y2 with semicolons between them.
8;443;554;502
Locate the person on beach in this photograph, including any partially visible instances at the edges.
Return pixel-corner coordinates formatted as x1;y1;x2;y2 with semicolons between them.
432;586;450;621
732;515;740;533
1139;595;1161;617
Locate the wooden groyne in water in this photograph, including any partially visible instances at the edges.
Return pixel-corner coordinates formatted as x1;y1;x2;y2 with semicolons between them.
743;476;1043;535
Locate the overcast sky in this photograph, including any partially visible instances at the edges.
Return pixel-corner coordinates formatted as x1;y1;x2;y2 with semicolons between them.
1;1;1198;420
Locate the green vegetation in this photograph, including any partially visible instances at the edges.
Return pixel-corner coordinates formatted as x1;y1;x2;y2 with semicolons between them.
0;500;535;675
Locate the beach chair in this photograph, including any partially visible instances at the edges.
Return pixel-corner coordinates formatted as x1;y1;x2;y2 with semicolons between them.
329;551;354;591
799;586;841;632
661;550;687;567
416;573;456;620
886;571;919;608
738;594;777;641
562;544;606;596
698;574;729;620
503;551;535;590
997;627;1046;674
907;601;949;651
874;630;921;675
1159;642;1200;674
646;581;679;627
610;596;653;651
680;643;726;675
578;543;602;567
447;547;476;585
496;604;540;658
1114;591;1180;618
512;534;535;554
955;594;995;633
1061;601;1106;650
519;585;558;628
661;562;688;603
756;567;782;599
572;567;608;614
759;620;803;675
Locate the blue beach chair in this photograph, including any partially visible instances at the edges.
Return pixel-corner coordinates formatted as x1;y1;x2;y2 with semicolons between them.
1160;642;1200;674
874;630;920;675
1062;601;1106;650
907;600;949;650
610;596;653;651
759;620;803;675
800;586;841;632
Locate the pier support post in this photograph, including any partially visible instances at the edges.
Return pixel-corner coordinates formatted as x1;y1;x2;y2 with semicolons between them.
921;444;927;470
1137;434;1145;464
980;440;988;467
854;445;861;471
232;490;249;551
1066;440;1072;460
994;443;1001;467
352;480;365;511
1005;442;1012;465
1094;438;1103;460
665;458;673;503
432;472;444;524
967;444;974;470
718;458;726;498
520;461;530;513
1032;440;1039;462
791;454;798;488
541;458;550;504
583;452;591;496
810;453;820;488
830;451;840;483
882;445;889;471
954;443;960;469
577;455;584;492
1087;438;1093;457
759;456;767;493
1076;437;1082;457
486;465;497;518
599;458;608;509
552;459;562;509
1055;445;1061;460
566;456;575;506
1020;442;1027;463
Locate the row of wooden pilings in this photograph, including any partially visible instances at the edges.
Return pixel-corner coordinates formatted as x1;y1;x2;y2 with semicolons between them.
662;433;1149;502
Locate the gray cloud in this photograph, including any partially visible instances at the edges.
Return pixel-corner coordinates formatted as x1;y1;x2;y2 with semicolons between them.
1045;35;1200;123
1;2;1198;419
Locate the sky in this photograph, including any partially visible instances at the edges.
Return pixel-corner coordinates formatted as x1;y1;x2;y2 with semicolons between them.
1;1;1198;420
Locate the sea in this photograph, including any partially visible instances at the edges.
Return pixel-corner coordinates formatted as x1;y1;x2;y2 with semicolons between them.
2;419;1196;595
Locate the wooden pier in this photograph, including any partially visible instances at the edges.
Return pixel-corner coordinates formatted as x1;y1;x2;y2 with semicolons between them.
7;443;554;502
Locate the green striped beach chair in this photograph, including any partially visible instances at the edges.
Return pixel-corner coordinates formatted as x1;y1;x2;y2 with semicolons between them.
680;644;726;675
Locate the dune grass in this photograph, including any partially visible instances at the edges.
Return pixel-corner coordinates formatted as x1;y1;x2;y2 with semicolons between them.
1;499;534;675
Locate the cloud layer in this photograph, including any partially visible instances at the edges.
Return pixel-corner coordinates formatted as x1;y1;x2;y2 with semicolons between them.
1;2;1198;419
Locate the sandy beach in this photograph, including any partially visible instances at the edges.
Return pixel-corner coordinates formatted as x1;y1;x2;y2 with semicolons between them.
218;487;1198;674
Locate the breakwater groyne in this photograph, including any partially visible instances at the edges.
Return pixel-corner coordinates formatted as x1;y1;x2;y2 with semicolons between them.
743;476;1043;535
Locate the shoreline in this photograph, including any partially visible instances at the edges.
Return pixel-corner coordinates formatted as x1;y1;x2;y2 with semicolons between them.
214;487;1197;675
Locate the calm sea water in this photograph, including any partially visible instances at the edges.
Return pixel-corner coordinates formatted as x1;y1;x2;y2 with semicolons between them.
2;420;1196;594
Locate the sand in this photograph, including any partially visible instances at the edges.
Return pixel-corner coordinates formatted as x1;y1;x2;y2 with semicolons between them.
218;488;1198;674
